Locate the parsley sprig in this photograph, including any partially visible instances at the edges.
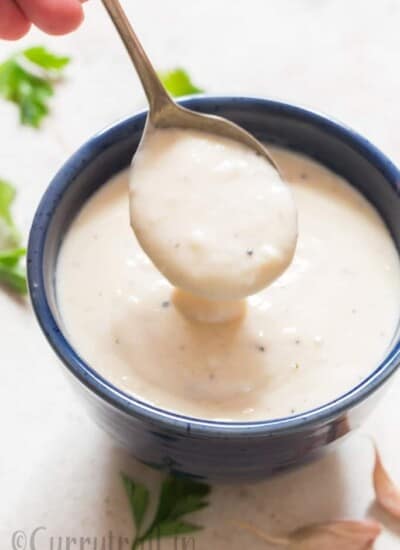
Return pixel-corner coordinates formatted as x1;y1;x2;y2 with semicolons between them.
0;180;26;295
0;46;70;128
122;473;210;549
158;68;204;98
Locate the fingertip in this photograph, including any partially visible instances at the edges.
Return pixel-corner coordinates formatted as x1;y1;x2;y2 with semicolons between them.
0;19;31;40
42;3;84;35
0;0;31;40
16;0;84;36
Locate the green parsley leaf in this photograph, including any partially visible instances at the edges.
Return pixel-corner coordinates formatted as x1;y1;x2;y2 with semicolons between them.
122;473;210;549
168;493;210;520
153;477;210;524
0;262;27;295
0;180;26;295
121;474;150;533
0;247;26;266
0;180;20;248
158;68;204;97
0;46;70;128
23;46;70;71
0;179;16;225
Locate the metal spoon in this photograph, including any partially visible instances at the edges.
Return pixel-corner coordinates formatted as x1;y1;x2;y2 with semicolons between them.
101;0;279;171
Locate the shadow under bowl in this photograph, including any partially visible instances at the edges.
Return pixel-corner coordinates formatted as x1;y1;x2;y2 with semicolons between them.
28;96;400;482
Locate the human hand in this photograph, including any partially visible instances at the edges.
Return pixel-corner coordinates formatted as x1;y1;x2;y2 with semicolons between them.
0;0;85;40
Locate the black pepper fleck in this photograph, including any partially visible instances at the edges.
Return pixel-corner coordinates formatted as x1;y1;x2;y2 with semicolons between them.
162;301;170;308
247;249;254;257
115;338;120;345
295;339;301;345
300;172;308;180
257;345;265;352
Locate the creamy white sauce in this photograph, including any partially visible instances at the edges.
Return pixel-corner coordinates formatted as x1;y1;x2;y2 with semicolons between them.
129;129;297;300
57;148;400;421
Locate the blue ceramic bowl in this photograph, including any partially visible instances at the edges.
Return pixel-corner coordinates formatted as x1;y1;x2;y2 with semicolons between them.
28;97;400;482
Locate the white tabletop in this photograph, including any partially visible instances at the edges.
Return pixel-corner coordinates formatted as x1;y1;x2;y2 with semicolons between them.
1;1;400;548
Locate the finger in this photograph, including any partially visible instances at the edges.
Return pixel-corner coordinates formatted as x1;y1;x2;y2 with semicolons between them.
16;0;84;35
0;0;31;40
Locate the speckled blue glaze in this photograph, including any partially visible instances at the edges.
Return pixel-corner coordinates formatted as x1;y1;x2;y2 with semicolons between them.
28;97;400;482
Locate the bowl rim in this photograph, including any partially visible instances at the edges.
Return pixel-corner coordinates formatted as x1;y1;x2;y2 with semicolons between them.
28;95;400;438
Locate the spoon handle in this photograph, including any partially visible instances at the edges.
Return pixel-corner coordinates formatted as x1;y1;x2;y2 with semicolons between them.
101;0;173;120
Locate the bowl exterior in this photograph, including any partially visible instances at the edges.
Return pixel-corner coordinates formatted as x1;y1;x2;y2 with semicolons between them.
72;372;384;482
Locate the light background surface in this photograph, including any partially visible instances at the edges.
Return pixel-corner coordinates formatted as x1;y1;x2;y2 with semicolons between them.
1;1;400;548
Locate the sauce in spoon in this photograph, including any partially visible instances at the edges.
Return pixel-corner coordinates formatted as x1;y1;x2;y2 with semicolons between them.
130;127;297;311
